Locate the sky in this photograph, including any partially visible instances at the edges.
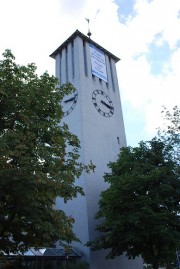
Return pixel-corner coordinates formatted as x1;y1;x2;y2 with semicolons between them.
0;0;179;146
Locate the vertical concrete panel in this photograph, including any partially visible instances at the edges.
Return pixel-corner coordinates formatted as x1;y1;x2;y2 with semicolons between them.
55;53;60;85
60;48;66;84
105;55;113;90
67;42;72;82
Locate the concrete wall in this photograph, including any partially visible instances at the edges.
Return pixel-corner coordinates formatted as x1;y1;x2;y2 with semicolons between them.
54;34;143;269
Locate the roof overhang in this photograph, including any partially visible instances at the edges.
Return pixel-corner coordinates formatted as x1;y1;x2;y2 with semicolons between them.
50;29;120;63
2;247;81;258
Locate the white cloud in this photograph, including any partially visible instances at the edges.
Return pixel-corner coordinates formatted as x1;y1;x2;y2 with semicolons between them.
0;0;179;146
115;0;180;143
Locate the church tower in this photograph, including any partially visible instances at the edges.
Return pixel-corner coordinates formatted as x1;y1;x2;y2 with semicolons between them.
50;30;143;269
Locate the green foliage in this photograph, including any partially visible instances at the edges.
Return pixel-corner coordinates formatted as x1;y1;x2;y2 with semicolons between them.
88;136;180;269
0;50;93;254
158;106;180;165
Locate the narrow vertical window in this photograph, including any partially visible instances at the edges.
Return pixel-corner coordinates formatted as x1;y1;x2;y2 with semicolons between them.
65;46;68;82
71;41;75;78
83;40;88;76
109;57;115;92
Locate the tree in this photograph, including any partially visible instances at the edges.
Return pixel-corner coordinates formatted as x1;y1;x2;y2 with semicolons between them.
0;50;93;254
158;106;180;164
88;138;180;269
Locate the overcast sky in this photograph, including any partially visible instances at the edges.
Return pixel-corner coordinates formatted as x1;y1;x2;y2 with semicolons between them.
0;0;179;146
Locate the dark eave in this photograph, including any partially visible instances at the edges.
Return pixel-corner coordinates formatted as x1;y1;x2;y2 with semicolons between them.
50;29;120;63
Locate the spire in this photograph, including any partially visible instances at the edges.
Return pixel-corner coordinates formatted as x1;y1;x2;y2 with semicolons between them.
85;18;92;38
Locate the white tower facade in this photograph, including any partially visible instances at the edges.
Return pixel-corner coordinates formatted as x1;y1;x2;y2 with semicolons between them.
50;30;143;269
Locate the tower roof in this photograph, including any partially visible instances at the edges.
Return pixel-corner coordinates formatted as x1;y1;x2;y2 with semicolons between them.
50;29;120;63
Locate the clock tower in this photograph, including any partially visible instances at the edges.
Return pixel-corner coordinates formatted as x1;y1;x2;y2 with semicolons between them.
50;30;143;269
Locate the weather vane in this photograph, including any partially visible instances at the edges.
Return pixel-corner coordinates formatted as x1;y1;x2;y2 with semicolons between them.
85;18;92;38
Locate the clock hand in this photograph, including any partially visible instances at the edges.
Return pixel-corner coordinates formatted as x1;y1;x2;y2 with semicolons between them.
64;96;75;103
101;100;113;110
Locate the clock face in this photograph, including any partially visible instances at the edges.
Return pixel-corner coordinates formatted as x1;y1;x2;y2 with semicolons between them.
62;90;78;116
92;90;114;117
